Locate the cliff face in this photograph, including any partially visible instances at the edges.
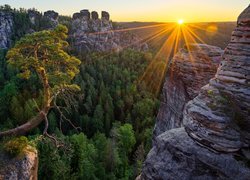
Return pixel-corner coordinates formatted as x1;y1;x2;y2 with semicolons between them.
0;146;38;180
140;5;250;179
154;44;222;138
0;8;147;52
0;11;13;49
71;10;148;52
72;10;117;52
0;9;59;49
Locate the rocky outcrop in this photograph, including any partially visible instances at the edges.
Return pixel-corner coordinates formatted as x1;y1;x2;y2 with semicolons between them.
28;10;41;25
44;10;59;28
140;5;250;179
0;146;38;180
71;10;148;52
71;10;118;52
0;11;13;49
184;4;250;153
154;44;223;138
142;128;250;179
28;10;58;29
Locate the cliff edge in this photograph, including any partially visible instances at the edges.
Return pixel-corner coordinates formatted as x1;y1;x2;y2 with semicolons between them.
140;5;250;179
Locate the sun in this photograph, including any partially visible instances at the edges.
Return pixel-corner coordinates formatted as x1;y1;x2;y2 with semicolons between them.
178;19;184;25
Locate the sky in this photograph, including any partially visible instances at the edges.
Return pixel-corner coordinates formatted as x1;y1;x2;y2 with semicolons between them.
1;0;249;22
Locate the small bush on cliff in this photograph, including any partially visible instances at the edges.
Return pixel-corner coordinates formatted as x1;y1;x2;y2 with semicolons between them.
3;136;29;156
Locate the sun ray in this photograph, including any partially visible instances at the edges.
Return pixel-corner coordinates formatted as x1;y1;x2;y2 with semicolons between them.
119;24;177;51
70;23;170;37
139;25;179;94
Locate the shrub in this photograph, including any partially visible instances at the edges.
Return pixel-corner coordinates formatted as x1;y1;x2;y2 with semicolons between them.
3;136;29;156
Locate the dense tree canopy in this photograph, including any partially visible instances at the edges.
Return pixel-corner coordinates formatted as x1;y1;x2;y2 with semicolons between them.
0;7;160;179
0;25;81;137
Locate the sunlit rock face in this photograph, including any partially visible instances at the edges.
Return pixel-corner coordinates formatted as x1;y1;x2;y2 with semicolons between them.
140;5;250;179
0;11;13;49
0;146;38;180
184;4;250;152
154;44;223;138
71;10;148;52
71;10;118;52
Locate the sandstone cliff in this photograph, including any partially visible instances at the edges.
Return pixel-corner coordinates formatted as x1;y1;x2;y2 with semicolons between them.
0;8;147;52
0;9;59;49
154;44;223;138
140;5;250;179
71;10;148;52
0;11;13;49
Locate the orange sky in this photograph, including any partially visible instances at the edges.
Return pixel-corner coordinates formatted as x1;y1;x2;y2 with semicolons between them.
2;0;249;22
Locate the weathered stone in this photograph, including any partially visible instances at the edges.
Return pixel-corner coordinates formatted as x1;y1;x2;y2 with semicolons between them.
80;9;90;20
44;10;59;28
0;146;38;180
141;128;250;180
184;5;250;152
101;11;110;20
28;9;40;25
44;10;58;20
71;10;148;52
91;11;99;20
154;44;222;138
140;5;250;179
73;12;81;20
0;11;13;49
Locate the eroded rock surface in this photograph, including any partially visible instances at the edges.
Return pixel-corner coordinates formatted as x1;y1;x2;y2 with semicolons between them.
140;5;250;180
71;10;148;52
44;10;59;28
0;11;13;49
154;44;222;138
0;146;38;180
184;5;250;153
143;128;250;180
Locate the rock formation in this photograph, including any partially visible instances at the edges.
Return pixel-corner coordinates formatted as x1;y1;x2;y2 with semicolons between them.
71;10;148;52
140;5;250;179
43;10;59;28
0;7;147;52
71;10;117;52
28;9;41;25
0;11;13;49
0;146;38;180
154;44;223;138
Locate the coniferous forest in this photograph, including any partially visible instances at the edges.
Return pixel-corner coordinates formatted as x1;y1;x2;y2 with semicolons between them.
0;5;160;180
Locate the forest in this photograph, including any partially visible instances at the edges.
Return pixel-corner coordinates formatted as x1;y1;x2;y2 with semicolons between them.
0;5;160;180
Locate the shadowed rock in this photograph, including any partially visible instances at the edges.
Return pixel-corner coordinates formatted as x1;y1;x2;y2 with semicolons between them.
80;9;90;20
28;9;41;25
91;11;99;20
72;12;81;19
0;11;13;49
140;5;250;179
44;10;58;20
44;10;59;28
184;4;250;152
154;44;222;138
101;11;110;20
